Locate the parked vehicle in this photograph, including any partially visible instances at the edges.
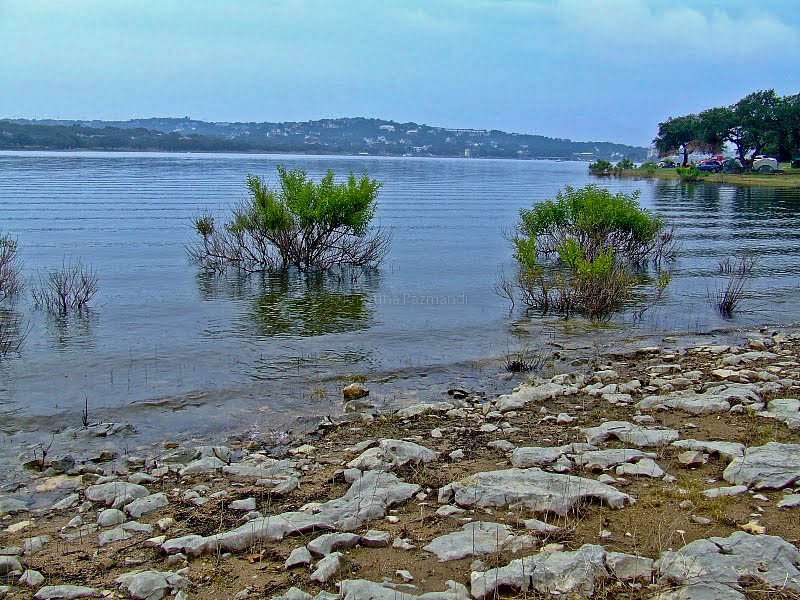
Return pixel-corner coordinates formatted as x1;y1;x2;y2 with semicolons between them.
791;158;800;169
658;159;678;168
752;156;779;173
722;158;744;173
697;160;722;173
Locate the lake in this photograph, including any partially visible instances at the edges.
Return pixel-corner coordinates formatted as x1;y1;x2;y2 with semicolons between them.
1;152;799;482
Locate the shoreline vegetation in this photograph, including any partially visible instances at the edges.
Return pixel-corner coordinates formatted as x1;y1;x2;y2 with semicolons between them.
612;167;800;187
1;323;799;598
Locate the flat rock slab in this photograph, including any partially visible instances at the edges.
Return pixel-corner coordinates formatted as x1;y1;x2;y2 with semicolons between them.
758;398;800;430
722;442;800;489
582;421;679;447
671;439;744;460
115;570;189;600
423;522;516;561
510;443;596;468
33;587;102;599
571;448;656;471
163;471;418;555
222;460;299;480
85;482;150;507
637;383;760;415
438;468;633;515
395;402;455;419
347;439;437;471
338;579;470;600
471;544;609;599
307;532;361;556
656;531;800;598
494;382;577;412
126;493;168;518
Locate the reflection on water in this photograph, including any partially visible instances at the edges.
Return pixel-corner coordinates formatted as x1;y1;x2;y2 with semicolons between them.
196;269;378;337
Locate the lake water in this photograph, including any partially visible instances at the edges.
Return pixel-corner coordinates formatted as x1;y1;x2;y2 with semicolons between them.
1;152;799;481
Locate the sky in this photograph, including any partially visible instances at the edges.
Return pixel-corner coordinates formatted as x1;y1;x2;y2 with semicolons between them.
1;0;799;146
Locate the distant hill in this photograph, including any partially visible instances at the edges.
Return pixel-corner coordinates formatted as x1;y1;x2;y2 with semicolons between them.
0;117;647;161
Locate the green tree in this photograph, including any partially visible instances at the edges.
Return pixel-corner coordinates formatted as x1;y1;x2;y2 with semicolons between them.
772;93;800;162
654;115;706;166
189;167;390;273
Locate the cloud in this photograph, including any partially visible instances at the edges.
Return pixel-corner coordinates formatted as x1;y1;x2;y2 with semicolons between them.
553;0;800;60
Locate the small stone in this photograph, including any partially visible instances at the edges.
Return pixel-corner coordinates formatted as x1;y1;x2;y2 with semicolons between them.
704;485;748;498
599;529;612;539
97;508;127;527
430;428;443;438
777;494;800;508
392;537;415;550
229;498;257;511
310;552;342;583
396;569;414;582
361;530;391;548
448;449;465;460
556;413;576;423
678;450;706;467
487;440;515;452
0;556;22;576
691;515;712;525
343;383;369;400
435;505;465;517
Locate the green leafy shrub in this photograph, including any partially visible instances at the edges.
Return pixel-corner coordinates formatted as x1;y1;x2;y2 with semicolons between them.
675;166;708;181
189;166;390;274
504;185;674;318
588;159;612;173
615;157;635;170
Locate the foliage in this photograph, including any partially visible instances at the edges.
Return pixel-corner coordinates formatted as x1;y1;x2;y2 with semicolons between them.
639;161;658;172
653;115;713;166
675;166;708;181
615;157;635;170
0;234;23;303
31;260;99;315
189;167;390;274
505;185;673;318
588;159;612;173
710;255;756;317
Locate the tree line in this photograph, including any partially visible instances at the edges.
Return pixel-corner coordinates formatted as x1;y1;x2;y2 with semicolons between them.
654;90;800;169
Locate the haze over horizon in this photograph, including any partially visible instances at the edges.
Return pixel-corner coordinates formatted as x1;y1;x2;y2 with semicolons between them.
1;0;799;147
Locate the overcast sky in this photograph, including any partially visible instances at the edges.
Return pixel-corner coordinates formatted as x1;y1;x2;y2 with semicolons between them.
1;0;799;146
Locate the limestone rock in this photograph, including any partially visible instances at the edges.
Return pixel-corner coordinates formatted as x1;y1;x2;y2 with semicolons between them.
361;530;391;548
722;442;800;489
179;456;226;476
307;532;361;556
757;398;800;430
285;546;312;569
671;439;744;460
0;497;28;516
510;443;595;468
97;508;126;526
115;570;189;600
471;544;608;599
347;439;437;471
33;586;102;599
582;421;679;447
423;522;516;561
395;402;454;419
338;579;470;600
615;458;665;478
126;493;169;518
85;482;149;507
703;486;748;499
0;556;22;575
605;552;653;581
494;382;576;412
571;448;655;471
656;531;800;596
438;467;633;515
637;384;760;415
20;569;45;587
310;552;342;583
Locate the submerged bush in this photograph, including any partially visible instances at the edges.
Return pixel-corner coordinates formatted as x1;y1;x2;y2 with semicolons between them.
710;255;756;317
188;167;390;275
31;259;99;315
0;234;23;303
504;185;674;318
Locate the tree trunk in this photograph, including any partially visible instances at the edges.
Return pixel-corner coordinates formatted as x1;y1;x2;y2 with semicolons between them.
681;145;689;167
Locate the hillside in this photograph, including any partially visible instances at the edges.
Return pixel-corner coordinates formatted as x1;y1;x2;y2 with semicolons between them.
0;117;648;160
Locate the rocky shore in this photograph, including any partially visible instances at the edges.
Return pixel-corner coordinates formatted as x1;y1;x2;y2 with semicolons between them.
1;326;799;599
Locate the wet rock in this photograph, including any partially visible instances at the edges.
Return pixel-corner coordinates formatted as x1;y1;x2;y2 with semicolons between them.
396;402;454;419
571;448;655;471
0;497;28;516
20;569;45;587
338;579;470;600
757;398;800;430
0;556;22;575
343;383;369;400
582;421;679;447
115;569;189;600
310;552;343;583
722;442;800;489
423;522;517;561
605;552;653;582
671;439;744;460
637;383;760;415
471;544;608;599
438;467;633;515
285;546;313;569
33;586;102;599
97;508;127;526
347;439;437;471
126;493;169;518
656;531;800;597
85;481;149;507
307;532;361;556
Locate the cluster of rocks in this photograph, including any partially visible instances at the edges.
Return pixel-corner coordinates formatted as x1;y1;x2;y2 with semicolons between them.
1;328;799;599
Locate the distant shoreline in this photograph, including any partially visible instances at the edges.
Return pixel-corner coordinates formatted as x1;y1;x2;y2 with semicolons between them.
610;168;800;188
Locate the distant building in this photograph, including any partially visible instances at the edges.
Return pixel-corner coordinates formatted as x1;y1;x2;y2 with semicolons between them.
379;124;395;132
464;148;472;158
